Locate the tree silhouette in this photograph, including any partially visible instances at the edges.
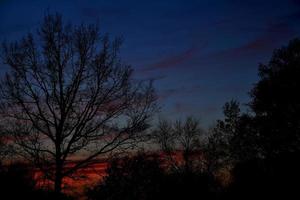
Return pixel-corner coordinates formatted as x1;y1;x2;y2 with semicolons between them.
0;162;36;199
223;39;300;199
206;100;260;172
87;153;164;200
0;13;157;195
206;100;240;171
87;152;218;200
0;162;75;200
153;117;205;173
250;38;300;157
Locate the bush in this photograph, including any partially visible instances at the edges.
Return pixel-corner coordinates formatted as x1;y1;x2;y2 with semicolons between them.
0;162;73;200
87;153;219;200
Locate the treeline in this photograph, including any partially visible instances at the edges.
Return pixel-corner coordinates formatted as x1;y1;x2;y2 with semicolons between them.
0;13;300;200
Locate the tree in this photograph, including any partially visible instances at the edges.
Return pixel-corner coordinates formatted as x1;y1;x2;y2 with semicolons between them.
152;119;177;170
0;13;157;195
250;38;300;157
220;39;300;199
153;117;204;173
206;100;241;171
206;100;259;171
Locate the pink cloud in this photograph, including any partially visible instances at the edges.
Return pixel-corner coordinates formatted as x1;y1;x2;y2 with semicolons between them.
208;22;295;62
143;47;198;72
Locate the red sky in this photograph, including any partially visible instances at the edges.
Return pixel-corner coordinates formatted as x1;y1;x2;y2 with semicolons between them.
35;162;107;198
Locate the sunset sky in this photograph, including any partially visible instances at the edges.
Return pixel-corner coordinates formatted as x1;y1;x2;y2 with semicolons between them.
1;0;300;127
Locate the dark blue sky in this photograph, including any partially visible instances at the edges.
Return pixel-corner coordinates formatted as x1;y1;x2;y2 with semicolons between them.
1;0;300;127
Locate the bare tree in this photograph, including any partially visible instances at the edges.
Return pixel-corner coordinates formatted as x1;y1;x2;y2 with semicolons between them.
153;117;204;173
0;13;157;195
153;119;178;171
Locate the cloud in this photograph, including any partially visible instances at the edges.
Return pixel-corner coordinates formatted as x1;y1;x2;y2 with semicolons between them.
248;22;293;49
140;74;167;82
204;21;296;64
172;101;219;116
173;102;194;113
138;12;297;75
284;10;300;22
158;85;204;101
80;6;131;19
142;47;198;72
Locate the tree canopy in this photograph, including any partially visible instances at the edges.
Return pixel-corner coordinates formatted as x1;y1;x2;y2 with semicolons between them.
250;38;300;157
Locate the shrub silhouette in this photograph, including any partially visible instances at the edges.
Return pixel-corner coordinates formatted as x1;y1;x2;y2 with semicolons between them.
0;162;36;199
87;153;164;200
0;162;73;200
161;171;218;200
226;153;300;200
87;153;219;200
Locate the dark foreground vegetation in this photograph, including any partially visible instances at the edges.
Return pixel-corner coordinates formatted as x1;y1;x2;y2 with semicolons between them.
0;162;73;200
0;13;300;200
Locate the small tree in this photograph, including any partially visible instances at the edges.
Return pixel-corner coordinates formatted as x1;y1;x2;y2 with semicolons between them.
153;117;204;173
0;13;157;195
206;100;260;172
205;101;239;170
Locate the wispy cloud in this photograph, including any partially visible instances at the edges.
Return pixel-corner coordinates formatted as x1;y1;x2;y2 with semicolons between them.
80;6;130;19
142;46;199;72
203;21;296;64
158;85;204;101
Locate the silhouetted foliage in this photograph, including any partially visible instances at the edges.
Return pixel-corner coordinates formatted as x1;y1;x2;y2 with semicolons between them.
220;39;300;199
87;153;165;200
250;38;300;158
226;153;300;199
162;170;219;200
229;114;260;162
0;163;35;198
206;100;260;172
0;162;74;200
206;101;240;171
87;153;219;200
0;13;157;195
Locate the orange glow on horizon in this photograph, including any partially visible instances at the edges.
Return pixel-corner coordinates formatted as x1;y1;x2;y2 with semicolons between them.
34;162;108;197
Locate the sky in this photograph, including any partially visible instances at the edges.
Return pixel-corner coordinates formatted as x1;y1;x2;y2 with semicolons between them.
0;0;300;127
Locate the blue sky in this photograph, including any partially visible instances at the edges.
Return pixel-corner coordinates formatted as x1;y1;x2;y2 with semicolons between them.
1;0;300;127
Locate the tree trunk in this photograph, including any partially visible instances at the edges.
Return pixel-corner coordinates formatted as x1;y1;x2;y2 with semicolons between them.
55;164;63;196
183;151;189;173
55;142;63;197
